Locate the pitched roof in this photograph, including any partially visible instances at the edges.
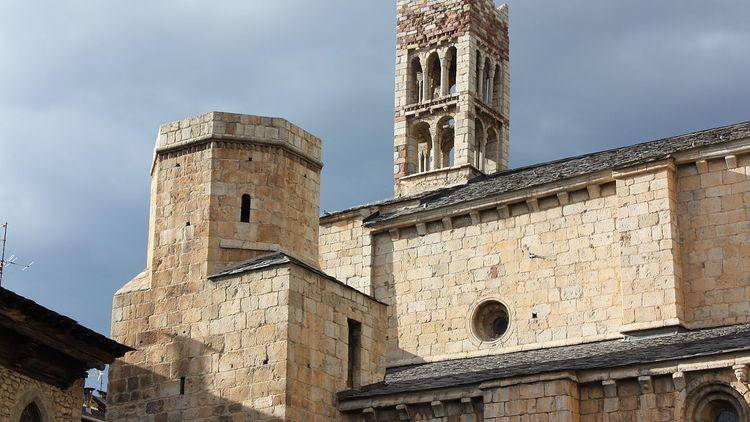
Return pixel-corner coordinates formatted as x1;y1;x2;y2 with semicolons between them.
338;323;750;401
354;120;750;225
208;252;386;305
0;287;133;387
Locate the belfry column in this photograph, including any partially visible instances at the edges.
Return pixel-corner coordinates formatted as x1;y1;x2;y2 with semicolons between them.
440;53;451;97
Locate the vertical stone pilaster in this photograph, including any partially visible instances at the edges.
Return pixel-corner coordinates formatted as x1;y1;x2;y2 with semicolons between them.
616;161;685;332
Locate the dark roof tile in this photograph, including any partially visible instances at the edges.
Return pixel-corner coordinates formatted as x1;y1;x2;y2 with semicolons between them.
339;323;750;400
361;120;750;224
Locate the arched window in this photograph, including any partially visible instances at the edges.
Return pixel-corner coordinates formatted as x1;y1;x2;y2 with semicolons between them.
409;121;432;174
482;59;492;103
475;50;483;96
240;194;251;223
437;117;455;168
485;127;500;173
409;57;424;104
475;119;485;170
446;47;458;94
492;64;503;113
426;52;441;101
20;402;42;422
699;399;740;421
686;384;748;422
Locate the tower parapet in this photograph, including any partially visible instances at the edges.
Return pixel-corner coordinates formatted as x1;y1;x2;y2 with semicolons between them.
393;0;510;197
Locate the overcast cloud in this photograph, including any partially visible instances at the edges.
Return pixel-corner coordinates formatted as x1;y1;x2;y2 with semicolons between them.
1;1;749;387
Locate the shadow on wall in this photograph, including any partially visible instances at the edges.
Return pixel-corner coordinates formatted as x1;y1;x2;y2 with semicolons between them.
108;335;281;421
371;229;429;368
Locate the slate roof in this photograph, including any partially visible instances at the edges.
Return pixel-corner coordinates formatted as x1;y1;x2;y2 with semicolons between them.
208;252;385;305
338;323;750;401
0;287;133;387
0;287;133;359
354;120;750;225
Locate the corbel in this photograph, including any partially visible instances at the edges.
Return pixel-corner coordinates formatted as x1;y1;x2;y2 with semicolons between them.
587;184;601;199
460;397;475;414
497;205;509;218
734;364;749;384
526;198;539;212
430;400;445;418
638;376;653;394
556;191;570;206
695;160;709;174
672;371;686;391
416;223;427;236
363;407;379;422
442;217;453;230
395;404;412;421
602;379;617;397
725;155;739;169
460;397;476;422
389;228;400;241
469;211;481;225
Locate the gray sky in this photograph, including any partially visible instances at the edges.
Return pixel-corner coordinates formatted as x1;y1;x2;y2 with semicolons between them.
1;1;749;387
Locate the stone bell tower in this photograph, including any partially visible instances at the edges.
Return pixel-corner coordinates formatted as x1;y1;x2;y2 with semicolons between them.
393;0;510;197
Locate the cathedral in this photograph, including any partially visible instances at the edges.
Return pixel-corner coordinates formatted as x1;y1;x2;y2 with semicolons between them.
107;0;750;421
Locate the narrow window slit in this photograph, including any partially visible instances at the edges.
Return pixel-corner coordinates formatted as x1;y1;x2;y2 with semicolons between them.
240;194;251;223
347;319;362;389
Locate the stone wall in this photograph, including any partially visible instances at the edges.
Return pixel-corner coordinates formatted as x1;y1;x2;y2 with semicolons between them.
147;113;322;280
485;377;580;421
285;265;387;422
0;366;83;422
580;377;676;421
156;112;322;165
616;163;684;332
207;142;321;271
371;184;622;366
319;212;370;293
109;267;292;420
109;260;384;421
109;111;327;421
319;152;750;367
678;155;750;327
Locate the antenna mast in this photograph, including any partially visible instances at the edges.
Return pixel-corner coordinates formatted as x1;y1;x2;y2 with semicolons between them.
0;223;7;287
0;223;34;287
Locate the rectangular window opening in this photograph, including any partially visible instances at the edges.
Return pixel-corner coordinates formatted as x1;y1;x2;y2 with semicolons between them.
347;319;362;389
179;377;186;395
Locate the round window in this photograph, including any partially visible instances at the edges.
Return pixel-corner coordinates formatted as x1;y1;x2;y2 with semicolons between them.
471;300;510;342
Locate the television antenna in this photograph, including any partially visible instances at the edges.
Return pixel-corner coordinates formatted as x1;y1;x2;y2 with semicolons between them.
0;223;34;287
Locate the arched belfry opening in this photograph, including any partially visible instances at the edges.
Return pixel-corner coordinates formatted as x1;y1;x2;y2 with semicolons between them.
474;119;486;170
475;49;483;97
492;64;503;112
446;46;458;95
426;52;441;101
486;126;500;173
409;57;424;104
409;121;432;174
482;58;492;104
437;117;455;168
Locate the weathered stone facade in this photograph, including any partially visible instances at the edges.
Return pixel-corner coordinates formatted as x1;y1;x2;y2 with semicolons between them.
0;287;129;422
0;367;83;422
109;0;750;421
